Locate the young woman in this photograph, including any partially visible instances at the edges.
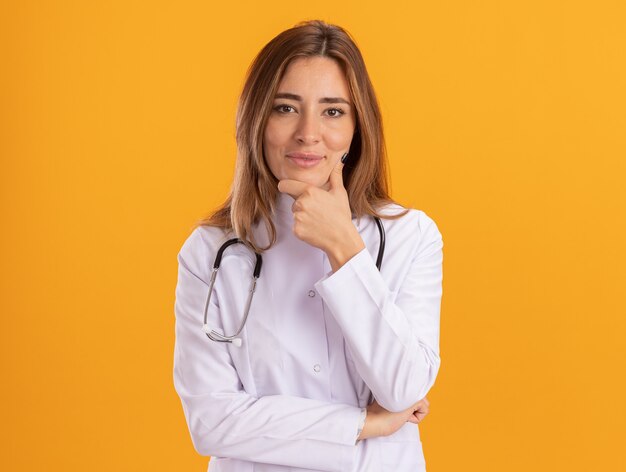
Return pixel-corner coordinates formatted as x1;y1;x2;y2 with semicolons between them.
174;19;444;472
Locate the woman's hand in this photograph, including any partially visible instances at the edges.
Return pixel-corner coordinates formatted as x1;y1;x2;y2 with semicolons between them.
407;397;430;425
360;398;431;440
277;160;365;271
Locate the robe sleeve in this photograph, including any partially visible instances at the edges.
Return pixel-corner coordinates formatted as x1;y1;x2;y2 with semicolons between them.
314;210;444;413
173;229;363;471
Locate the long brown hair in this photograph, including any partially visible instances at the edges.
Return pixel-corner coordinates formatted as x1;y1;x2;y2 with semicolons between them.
196;19;408;252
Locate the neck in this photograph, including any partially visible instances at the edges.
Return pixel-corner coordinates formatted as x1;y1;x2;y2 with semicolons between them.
275;192;295;215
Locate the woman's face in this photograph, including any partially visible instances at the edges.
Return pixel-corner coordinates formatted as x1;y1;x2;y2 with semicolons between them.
263;56;356;190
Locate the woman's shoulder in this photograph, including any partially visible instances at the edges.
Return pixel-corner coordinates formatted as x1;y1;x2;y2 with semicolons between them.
376;200;443;241
177;225;232;283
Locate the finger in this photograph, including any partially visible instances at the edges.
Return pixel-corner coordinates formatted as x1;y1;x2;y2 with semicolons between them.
413;398;427;411
278;179;309;199
291;199;303;213
327;153;347;191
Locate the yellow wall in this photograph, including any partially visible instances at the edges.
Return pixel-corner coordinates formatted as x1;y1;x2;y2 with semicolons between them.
1;1;624;470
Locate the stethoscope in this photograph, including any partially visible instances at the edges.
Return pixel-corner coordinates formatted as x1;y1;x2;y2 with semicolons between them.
202;216;386;347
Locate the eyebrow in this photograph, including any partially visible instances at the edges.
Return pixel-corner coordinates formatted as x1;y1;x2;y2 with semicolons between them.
274;92;351;105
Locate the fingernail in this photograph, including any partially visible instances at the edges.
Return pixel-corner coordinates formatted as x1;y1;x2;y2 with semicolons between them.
341;152;348;163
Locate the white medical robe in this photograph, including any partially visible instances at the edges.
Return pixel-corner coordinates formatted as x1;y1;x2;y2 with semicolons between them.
173;192;444;471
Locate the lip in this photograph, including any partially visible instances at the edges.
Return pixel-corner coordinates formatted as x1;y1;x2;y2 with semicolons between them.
286;151;324;169
286;151;324;159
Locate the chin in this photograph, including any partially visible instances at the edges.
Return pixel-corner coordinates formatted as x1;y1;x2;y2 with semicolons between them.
309;177;328;188
284;171;327;188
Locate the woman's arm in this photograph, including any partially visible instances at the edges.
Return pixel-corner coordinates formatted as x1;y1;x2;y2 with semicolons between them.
359;397;430;441
314;211;444;413
174;241;364;472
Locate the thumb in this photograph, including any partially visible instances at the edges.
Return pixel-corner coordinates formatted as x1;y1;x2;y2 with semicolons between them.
407;415;420;424
328;152;348;191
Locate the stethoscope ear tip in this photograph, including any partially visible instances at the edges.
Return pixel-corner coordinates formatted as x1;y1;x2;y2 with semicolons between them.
203;324;242;347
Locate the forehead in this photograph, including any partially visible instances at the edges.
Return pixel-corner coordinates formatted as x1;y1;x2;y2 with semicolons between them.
277;56;350;98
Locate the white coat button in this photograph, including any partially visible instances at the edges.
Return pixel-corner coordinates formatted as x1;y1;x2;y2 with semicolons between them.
308;290;316;298
313;364;321;372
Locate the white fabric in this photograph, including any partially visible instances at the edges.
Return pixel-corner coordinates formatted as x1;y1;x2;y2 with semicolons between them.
173;192;444;472
355;407;367;444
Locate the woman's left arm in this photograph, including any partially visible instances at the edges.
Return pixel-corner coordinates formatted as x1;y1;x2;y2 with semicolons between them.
314;211;444;413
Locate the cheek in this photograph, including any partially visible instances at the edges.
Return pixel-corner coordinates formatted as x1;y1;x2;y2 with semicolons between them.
263;124;277;153
264;119;291;147
326;122;355;150
263;124;283;166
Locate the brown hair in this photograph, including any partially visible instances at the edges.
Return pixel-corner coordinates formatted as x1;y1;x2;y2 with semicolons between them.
196;19;409;252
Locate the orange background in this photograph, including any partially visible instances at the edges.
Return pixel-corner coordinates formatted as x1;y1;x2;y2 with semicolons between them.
1;1;625;470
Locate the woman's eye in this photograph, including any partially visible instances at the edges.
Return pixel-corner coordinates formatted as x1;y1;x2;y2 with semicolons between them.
274;104;295;113
272;104;346;117
326;107;346;117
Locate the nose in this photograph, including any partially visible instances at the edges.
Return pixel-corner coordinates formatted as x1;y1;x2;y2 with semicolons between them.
293;110;321;145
